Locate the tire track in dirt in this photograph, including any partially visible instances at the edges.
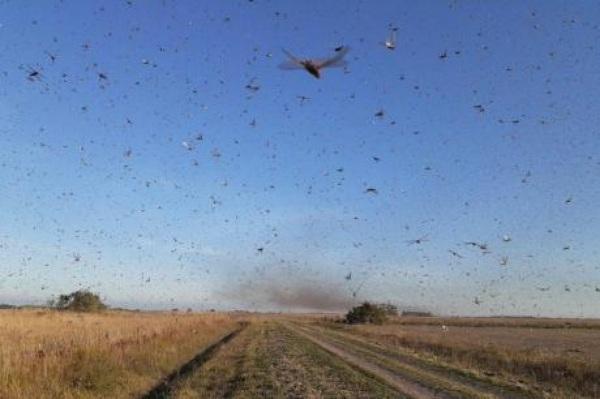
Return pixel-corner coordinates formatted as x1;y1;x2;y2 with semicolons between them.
307;325;538;399
290;323;539;399
285;323;451;399
265;323;402;398
170;321;404;398
140;322;248;399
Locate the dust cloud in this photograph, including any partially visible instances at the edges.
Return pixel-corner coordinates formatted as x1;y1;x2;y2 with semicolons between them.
224;279;355;312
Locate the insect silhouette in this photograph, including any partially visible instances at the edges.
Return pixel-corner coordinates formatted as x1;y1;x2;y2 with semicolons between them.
448;249;463;258
383;28;397;50
465;241;489;252
27;68;42;81
406;235;429;245
279;46;349;79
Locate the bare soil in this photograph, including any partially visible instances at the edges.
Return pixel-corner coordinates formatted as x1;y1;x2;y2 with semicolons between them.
167;320;552;398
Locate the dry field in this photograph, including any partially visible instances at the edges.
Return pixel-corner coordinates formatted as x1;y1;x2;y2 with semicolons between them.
0;309;239;398
389;316;600;330
312;316;600;398
1;310;599;398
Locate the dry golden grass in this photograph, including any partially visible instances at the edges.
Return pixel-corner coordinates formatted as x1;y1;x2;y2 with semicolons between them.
319;318;600;398
0;309;239;399
390;315;600;330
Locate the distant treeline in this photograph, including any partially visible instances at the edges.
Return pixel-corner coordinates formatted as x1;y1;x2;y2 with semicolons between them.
0;304;51;310
401;310;433;317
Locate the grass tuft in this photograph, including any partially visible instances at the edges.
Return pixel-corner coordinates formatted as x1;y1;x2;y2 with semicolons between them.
66;349;123;392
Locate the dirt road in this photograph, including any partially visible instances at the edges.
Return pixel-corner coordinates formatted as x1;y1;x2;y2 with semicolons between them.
143;320;544;399
290;323;539;399
169;321;402;398
289;325;447;399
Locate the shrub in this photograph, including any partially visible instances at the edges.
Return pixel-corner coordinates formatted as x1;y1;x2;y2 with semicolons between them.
54;290;107;312
345;302;396;324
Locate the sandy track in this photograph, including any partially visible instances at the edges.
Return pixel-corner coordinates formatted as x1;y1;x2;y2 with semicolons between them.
289;323;540;399
288;324;450;399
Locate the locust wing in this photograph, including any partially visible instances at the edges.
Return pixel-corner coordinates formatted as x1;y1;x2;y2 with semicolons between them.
278;48;305;70
315;46;350;69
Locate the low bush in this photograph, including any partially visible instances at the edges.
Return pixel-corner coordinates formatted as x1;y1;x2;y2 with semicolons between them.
345;302;397;324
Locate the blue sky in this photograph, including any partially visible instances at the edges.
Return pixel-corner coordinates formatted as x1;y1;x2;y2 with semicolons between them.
1;0;599;316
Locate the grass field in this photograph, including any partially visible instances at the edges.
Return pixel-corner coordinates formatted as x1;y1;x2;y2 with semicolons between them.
327;316;600;397
0;309;238;399
1;310;599;398
311;317;600;398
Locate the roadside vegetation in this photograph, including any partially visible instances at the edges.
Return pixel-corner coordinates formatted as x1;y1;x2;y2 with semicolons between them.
317;317;600;398
0;309;238;399
345;302;398;325
391;315;600;330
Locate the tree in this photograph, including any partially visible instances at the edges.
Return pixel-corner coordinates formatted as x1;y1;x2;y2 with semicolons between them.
345;302;397;324
53;290;107;312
